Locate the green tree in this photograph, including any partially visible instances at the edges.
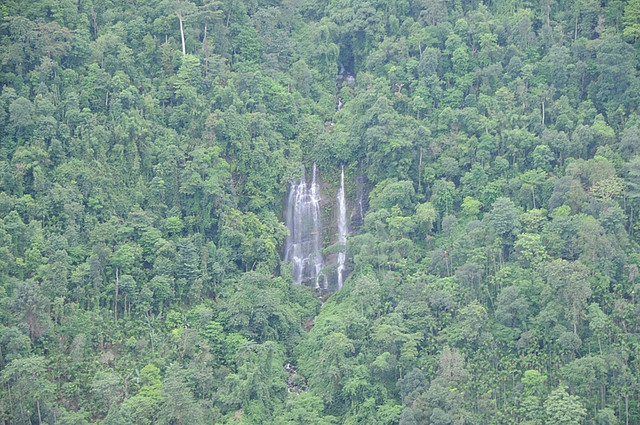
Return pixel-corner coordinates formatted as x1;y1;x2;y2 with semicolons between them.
431;179;456;217
11;280;49;340
623;0;640;41
158;363;205;425
165;0;197;56
1;356;55;425
519;370;547;424
311;332;355;403
544;385;587;425
120;363;163;425
90;370;123;418
546;259;592;334
111;243;139;322
495;286;529;328
278;392;336;425
625;156;640;237
520;169;547;209
488;197;519;237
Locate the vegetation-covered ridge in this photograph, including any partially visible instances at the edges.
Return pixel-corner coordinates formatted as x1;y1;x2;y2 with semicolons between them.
2;0;640;423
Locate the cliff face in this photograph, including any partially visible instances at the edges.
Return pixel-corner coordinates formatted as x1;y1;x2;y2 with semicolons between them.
282;164;365;291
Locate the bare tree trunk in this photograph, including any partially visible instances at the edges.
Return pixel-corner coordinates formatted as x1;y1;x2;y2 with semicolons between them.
531;187;536;209
7;383;14;424
178;13;186;56
546;1;550;27
202;23;207;51
19;403;26;425
145;311;155;352
91;7;98;37
36;399;42;425
624;395;629;425
114;267;119;323
630;204;634;237
418;148;423;193
625;395;629;425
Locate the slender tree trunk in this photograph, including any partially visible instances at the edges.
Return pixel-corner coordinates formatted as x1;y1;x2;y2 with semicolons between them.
531;187;536;209
418;148;423;193
202;23;207;49
625;395;629;425
36;399;42;425
18;399;26;425
7;384;14;424
598;335;602;356
178;13;186;56
91;7;98;37
114;267;119;323
202;23;209;77
546;1;550;27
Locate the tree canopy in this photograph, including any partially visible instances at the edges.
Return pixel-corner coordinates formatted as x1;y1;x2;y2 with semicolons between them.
1;0;640;423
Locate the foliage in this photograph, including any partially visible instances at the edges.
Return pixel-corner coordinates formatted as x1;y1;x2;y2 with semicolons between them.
1;0;640;423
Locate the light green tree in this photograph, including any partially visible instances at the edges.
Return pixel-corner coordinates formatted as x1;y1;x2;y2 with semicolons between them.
544;385;586;425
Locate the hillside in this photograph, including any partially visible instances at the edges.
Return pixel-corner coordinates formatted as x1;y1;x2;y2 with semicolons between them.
1;0;640;424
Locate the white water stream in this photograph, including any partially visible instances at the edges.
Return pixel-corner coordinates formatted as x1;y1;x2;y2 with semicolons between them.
336;166;348;289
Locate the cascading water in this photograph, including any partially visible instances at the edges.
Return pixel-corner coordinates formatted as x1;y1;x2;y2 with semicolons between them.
284;164;326;288
336;166;348;289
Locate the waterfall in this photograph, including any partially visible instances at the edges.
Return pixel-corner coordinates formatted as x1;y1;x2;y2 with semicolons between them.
283;164;355;291
284;164;326;288
336;166;348;289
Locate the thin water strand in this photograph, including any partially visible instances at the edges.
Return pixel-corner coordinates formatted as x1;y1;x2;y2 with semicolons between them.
336;165;348;289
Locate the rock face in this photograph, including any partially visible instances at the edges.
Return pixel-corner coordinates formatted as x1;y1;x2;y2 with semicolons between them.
351;173;368;230
285;362;306;394
336;62;356;86
284;164;326;288
283;164;361;291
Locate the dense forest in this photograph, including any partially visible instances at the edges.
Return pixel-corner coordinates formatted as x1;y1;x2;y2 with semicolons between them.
2;0;640;423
